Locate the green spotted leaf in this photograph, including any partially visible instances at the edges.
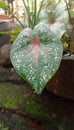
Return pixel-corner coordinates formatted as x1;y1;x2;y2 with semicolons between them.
10;23;63;94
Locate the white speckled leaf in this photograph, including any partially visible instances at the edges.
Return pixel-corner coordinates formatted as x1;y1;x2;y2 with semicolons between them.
49;2;69;38
39;2;69;39
10;23;63;94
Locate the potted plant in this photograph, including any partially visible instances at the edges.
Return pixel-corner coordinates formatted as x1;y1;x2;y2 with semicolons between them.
46;0;74;100
0;0;73;99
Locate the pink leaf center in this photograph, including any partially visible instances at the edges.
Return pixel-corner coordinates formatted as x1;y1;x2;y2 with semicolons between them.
30;36;41;77
30;36;40;45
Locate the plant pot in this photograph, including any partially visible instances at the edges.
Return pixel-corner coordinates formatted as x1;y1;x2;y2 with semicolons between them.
0;15;12;47
46;55;74;100
0;22;11;31
0;15;12;31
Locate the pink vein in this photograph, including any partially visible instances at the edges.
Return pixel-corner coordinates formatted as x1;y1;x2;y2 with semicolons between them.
34;44;41;75
30;36;42;77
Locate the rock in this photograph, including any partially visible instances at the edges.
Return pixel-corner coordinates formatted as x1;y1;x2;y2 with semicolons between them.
0;19;11;47
0;82;74;130
0;34;11;47
9;68;24;83
0;66;10;82
0;44;11;66
0;22;11;32
0;15;12;31
0;66;25;83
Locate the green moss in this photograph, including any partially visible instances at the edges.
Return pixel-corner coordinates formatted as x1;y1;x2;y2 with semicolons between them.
0;83;26;108
0;82;52;121
26;100;51;120
0;122;9;130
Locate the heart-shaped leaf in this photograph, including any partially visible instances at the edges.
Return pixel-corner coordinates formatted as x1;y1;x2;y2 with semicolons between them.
10;23;63;94
49;2;69;38
39;2;69;39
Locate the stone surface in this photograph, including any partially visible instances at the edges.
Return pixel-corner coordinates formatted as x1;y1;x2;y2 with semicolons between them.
0;110;55;130
0;34;11;47
0;66;10;82
0;82;73;130
0;22;11;32
0;66;24;82
0;44;11;66
9;68;24;82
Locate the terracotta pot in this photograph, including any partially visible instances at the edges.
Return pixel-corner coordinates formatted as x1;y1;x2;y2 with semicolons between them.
0;15;12;31
0;22;11;31
46;56;74;100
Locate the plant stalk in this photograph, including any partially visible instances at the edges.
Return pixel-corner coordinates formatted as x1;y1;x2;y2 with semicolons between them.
64;0;74;29
22;0;32;28
64;0;74;54
36;0;44;22
32;0;34;29
7;8;25;28
27;0;30;27
34;0;37;27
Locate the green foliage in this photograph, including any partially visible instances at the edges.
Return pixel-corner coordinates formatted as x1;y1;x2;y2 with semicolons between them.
0;1;8;9
0;122;9;130
22;0;48;29
0;0;68;94
11;27;20;41
10;23;63;94
0;1;24;28
0;27;20;42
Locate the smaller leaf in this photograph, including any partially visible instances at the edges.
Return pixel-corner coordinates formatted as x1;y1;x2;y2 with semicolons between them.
39;2;69;39
36;0;45;21
39;8;49;24
49;2;69;38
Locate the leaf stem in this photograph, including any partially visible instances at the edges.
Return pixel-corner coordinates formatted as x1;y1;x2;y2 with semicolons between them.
22;0;32;28
64;0;74;54
64;0;73;27
27;0;30;27
36;0;44;23
34;0;37;27
32;0;34;29
8;9;25;28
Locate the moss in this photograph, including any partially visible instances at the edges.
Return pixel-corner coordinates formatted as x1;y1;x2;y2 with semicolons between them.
0;82;52;121
0;83;73;130
0;122;9;130
0;83;26;108
26;100;51;120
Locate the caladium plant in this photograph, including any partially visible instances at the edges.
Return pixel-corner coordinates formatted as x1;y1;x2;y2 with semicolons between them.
10;23;63;94
10;1;68;94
